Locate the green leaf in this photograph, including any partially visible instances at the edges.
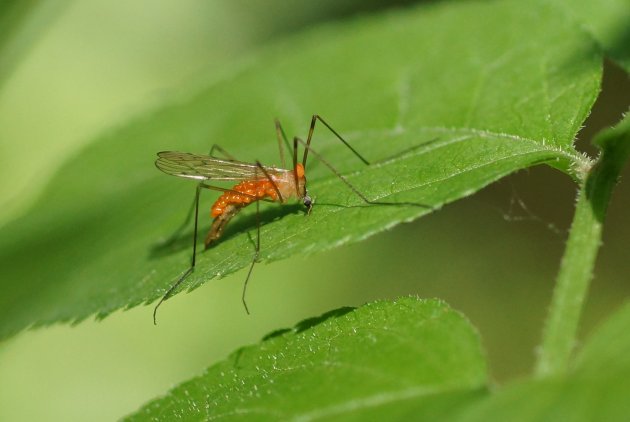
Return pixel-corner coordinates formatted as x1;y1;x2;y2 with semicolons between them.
586;111;630;219
125;297;488;421
0;0;601;338
552;0;630;72
0;0;70;88
455;301;630;422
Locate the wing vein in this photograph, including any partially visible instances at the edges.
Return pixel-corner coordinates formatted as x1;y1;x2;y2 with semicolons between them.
155;151;287;181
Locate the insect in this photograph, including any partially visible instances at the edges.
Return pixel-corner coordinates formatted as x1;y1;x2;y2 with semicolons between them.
153;115;422;324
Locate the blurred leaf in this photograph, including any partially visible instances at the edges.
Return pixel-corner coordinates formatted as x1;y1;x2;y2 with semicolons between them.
0;0;601;339
0;0;70;87
126;297;487;421
221;0;425;45
552;0;630;72
454;301;630;422
575;302;630;376
586;111;630;219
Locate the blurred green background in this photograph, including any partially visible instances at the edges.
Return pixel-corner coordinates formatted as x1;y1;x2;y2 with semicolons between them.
0;1;629;421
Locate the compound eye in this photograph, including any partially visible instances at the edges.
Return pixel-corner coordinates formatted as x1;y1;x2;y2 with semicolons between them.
303;195;312;208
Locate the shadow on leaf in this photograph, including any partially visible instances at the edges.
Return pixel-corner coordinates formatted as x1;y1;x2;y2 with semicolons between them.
148;203;305;259
261;306;356;343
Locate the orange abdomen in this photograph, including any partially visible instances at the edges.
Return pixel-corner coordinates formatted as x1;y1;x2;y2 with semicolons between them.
211;180;279;218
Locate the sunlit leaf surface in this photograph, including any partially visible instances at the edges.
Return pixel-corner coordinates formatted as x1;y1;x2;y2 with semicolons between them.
126;297;487;421
0;0;602;338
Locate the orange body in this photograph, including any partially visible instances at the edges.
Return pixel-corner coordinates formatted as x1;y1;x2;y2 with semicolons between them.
211;180;280;217
204;163;307;248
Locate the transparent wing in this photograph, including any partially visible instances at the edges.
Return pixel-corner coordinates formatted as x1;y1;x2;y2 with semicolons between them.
155;151;287;181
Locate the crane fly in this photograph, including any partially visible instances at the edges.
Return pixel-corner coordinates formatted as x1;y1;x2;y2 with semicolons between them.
153;115;409;324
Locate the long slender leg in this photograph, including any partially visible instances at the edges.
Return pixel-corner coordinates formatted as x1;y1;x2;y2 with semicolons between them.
292;136;300;197
275;119;291;168
255;161;284;202
295;137;430;209
241;199;260;315
161;189;197;247
161;145;239;246
154;182;268;324
209;144;237;161
303;114;370;168
154;183;202;325
239;161;285;313
300;116;428;208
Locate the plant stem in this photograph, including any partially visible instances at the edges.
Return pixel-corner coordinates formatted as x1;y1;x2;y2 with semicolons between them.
536;115;630;377
535;188;601;377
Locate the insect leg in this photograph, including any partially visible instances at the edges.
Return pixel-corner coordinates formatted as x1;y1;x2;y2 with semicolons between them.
241;198;260;315
154;182;267;323
154;183;202;325
292;136;300;197
161;186;198;247
160;145;240;247
295;137;430;209
255;160;284;202
275;119;291;169
239;160;285;313
303;114;370;168
209;145;237;161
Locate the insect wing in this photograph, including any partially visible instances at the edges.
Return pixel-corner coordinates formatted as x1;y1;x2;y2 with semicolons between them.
156;151;284;181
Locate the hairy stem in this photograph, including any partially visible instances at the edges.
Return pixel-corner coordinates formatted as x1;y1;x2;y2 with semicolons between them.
536;115;630;377
535;188;601;376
